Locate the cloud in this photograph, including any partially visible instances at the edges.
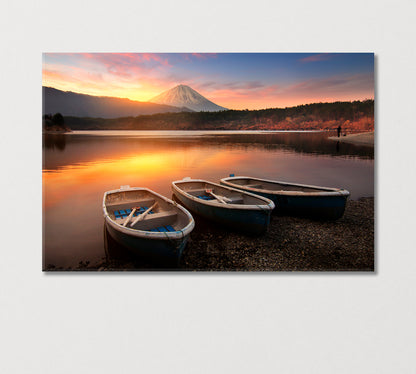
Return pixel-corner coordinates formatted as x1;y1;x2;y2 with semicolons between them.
42;53;374;110
43;64;105;86
43;53;184;100
81;53;172;78
282;73;374;96
195;80;268;92
298;53;335;63
190;53;218;60
205;73;373;110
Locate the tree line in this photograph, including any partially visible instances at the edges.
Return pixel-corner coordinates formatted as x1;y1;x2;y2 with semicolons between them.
43;113;71;132
64;100;374;132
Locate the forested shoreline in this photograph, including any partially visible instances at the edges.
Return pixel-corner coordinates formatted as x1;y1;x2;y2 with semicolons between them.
64;100;374;132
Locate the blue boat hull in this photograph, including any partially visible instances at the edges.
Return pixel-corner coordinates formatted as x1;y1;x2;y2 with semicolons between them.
231;189;347;220
105;220;189;266
220;177;349;220
172;191;272;235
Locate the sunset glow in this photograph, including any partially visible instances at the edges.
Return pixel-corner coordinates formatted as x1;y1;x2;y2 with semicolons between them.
43;145;252;208
42;53;374;110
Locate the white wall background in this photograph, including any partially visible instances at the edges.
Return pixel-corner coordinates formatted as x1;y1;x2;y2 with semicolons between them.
1;0;415;373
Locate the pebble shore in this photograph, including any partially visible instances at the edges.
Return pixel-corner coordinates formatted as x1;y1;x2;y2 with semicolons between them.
180;197;374;271
55;197;374;272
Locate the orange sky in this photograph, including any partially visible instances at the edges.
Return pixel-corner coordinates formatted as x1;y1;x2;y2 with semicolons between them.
42;53;374;110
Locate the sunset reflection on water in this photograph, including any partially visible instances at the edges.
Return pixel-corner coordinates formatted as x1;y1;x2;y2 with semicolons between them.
43;131;374;268
43;147;250;207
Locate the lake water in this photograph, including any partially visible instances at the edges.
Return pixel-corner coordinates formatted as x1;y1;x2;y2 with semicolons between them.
43;130;374;269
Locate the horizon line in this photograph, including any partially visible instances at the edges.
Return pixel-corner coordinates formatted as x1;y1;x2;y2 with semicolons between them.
42;85;374;112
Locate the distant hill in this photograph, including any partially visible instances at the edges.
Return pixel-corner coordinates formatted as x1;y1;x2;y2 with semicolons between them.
150;84;227;112
65;100;374;132
42;87;192;118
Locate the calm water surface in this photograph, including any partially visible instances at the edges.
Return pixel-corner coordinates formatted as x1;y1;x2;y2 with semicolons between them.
43;130;374;268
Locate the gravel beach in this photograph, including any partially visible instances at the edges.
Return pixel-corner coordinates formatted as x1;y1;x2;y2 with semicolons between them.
60;197;374;272
180;197;374;271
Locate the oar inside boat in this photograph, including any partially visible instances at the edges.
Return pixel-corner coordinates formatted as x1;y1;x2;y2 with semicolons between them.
130;201;158;227
171;178;275;235
103;186;195;265
205;188;231;204
123;206;140;227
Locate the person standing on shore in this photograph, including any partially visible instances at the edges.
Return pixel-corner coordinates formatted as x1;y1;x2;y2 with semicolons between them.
337;125;341;137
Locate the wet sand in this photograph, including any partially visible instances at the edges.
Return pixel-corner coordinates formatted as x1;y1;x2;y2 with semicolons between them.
328;132;374;146
50;197;374;272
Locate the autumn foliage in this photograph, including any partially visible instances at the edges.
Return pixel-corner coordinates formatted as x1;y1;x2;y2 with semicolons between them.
65;100;374;133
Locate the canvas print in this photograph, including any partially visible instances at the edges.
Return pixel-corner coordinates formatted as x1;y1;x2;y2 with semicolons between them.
42;53;374;271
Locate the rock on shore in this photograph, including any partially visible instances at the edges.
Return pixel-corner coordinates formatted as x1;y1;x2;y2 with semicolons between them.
58;197;374;272
181;197;374;271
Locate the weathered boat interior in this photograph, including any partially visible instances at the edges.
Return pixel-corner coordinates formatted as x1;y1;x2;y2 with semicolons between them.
105;189;190;232
225;177;333;192
175;180;267;205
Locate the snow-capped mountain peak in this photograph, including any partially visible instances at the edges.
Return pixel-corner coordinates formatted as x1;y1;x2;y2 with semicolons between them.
149;84;227;112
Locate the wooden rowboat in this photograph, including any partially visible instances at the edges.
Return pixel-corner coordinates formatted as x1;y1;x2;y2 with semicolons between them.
220;176;350;220
103;186;194;265
171;178;275;235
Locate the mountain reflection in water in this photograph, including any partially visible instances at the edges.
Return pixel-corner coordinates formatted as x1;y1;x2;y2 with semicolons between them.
43;131;373;168
43;130;374;269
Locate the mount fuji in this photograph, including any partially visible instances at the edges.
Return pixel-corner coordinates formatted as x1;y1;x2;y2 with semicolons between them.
150;84;227;112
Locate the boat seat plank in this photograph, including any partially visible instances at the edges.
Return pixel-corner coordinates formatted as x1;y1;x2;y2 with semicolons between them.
107;199;156;212
127;210;179;231
183;189;207;195
114;206;155;220
115;210;174;224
